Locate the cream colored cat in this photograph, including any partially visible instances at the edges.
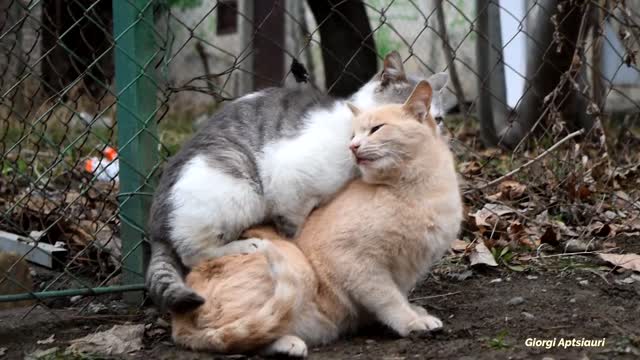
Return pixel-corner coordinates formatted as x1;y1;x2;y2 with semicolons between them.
171;80;463;357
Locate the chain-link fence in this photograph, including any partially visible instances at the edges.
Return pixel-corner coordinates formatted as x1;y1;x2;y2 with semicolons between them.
1;0;639;318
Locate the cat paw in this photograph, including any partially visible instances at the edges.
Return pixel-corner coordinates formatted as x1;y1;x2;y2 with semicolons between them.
264;335;308;358
406;314;443;334
214;238;267;257
273;215;300;239
240;238;268;252
410;304;429;317
166;289;205;313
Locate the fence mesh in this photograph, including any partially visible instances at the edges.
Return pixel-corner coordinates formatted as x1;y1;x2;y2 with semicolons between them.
0;0;639;319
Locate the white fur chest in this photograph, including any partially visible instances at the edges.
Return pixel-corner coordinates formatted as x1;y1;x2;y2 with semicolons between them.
259;102;356;214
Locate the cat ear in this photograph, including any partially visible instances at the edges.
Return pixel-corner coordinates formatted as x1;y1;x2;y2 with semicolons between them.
427;72;449;118
402;80;433;124
346;102;362;117
381;51;406;86
427;72;449;93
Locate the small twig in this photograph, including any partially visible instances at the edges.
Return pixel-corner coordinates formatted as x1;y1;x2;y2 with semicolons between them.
533;249;617;259
582;268;610;285
71;314;140;320
195;41;216;94
410;291;461;302
542;325;572;330
435;0;467;115
475;129;585;190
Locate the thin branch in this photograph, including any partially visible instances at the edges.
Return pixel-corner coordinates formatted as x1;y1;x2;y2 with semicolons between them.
435;0;467;115
475;128;585;190
194;41;216;94
410;291;461;302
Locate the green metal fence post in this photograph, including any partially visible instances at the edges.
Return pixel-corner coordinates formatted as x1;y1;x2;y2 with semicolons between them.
113;0;158;304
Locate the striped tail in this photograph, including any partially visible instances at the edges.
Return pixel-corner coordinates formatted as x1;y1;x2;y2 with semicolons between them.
146;240;205;313
173;240;298;353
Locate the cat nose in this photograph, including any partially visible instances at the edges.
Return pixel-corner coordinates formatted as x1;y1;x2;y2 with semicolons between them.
349;142;360;154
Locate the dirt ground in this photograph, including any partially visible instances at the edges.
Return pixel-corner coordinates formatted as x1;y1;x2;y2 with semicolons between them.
1;247;639;360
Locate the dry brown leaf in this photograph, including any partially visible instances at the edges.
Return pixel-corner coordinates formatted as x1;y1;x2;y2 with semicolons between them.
485;192;502;202
553;220;578;237
498;180;527;200
623;218;640;233
535;210;550;224
68;224;93;246
469;240;498;267
508;221;524;237
598;253;640;272
614;191;631;209
577;184;592;200
462;204;478;232
540;227;559;247
472;204;515;228
587;222;615;237
67;324;144;356
566;173;577;201
460;161;482;175
507;221;539;249
451;239;469;253
64;190;81;204
591;161;609;181
480;148;501;157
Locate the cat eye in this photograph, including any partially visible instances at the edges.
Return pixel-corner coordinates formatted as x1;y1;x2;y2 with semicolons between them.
369;124;384;135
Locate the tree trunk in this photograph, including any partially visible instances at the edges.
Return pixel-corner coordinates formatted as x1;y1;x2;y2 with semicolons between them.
252;0;285;90
499;0;589;148
306;0;377;98
0;0;26;118
41;0;113;100
475;0;509;147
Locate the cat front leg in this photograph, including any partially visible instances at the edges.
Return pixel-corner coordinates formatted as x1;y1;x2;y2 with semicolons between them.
352;275;442;336
273;197;320;238
407;312;443;333
410;303;429;316
273;215;301;239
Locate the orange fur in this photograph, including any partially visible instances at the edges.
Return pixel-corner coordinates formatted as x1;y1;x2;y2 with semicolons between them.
172;238;316;353
171;80;463;356
241;225;282;241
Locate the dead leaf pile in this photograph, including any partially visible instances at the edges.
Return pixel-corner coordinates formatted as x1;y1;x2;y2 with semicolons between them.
0;170;120;279
449;117;640;269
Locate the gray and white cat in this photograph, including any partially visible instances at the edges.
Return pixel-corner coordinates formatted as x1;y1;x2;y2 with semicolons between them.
147;51;450;312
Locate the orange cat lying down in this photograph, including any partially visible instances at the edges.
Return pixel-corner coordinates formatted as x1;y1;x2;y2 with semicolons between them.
171;80;463;357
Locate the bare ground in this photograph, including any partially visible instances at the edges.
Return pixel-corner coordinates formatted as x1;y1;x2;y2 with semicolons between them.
1;246;639;360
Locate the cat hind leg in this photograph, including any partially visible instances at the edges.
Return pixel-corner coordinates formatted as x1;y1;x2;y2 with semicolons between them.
170;159;267;267
273;197;320;238
262;335;308;358
147;241;204;313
